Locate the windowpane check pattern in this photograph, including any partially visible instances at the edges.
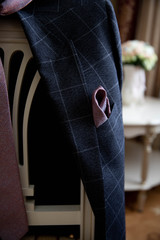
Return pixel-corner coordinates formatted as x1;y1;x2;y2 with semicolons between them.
18;0;126;239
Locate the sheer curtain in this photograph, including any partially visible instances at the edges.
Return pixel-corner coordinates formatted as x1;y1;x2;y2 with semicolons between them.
116;0;139;43
136;0;160;149
115;0;160;97
135;0;160;97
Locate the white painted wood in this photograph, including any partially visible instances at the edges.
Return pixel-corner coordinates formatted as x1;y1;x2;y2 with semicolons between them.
27;205;81;226
22;70;40;189
123;97;160;210
123;96;160;126
125;139;160;191
12;50;33;162
80;182;95;240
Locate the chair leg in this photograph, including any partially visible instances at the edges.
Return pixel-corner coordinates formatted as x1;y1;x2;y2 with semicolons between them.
137;190;147;212
80;182;95;240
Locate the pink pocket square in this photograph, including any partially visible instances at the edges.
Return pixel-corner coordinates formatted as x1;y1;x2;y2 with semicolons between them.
92;86;111;128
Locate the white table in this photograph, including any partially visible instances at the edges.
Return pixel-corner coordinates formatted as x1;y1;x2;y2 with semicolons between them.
122;96;160;211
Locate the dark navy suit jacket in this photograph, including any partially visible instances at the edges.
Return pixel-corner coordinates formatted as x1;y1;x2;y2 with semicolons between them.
1;0;126;239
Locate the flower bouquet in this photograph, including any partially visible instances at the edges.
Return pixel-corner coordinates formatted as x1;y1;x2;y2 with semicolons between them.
121;40;158;71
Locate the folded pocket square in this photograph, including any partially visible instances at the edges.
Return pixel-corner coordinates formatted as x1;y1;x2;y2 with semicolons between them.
0;0;32;15
92;86;111;128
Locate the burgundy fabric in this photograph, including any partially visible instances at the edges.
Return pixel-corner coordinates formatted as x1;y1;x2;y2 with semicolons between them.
0;59;28;240
92;86;111;128
0;0;32;15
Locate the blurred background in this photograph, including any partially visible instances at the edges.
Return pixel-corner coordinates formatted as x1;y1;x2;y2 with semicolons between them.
112;1;160;240
1;0;160;239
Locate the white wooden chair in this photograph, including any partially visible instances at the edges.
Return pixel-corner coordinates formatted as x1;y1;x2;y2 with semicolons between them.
0;15;94;240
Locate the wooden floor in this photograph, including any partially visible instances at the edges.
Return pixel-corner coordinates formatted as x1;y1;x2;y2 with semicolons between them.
23;186;160;240
126;186;160;240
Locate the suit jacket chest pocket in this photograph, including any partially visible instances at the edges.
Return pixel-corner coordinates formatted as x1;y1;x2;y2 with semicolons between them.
96;102;124;168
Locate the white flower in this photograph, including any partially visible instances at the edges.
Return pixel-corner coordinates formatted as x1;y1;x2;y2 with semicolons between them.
121;40;158;71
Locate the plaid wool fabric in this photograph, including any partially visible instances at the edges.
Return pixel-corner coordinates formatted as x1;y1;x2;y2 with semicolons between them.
17;0;126;239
